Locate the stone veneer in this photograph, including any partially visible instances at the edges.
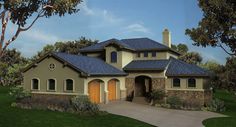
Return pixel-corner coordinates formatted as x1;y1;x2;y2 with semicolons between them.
152;78;165;90
125;78;135;98
166;90;212;106
31;93;75;101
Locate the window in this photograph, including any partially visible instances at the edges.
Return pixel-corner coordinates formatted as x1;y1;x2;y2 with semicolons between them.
111;51;117;63
188;78;196;88
49;63;56;70
31;78;39;90
151;51;156;57
48;79;56;91
137;52;141;57
65;79;74;91
173;78;180;87
144;52;148;57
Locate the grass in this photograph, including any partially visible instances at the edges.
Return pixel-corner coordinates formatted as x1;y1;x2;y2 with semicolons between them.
203;90;236;127
0;86;153;127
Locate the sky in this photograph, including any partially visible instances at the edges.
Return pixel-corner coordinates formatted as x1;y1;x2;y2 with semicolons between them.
7;0;229;64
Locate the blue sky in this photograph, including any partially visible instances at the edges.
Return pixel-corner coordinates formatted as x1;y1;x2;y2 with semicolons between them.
8;0;228;64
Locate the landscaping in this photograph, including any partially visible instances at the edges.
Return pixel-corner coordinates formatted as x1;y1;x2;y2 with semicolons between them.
203;90;236;127
0;86;154;127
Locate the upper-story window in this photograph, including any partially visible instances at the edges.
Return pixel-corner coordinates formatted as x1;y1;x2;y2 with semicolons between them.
144;52;148;57
151;51;156;57
111;51;117;63
137;52;141;57
188;78;196;88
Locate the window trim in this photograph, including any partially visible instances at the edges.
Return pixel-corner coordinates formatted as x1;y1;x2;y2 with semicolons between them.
172;78;181;88
64;79;75;92
110;51;117;63
144;51;148;57
31;78;40;90
47;78;57;91
188;78;196;88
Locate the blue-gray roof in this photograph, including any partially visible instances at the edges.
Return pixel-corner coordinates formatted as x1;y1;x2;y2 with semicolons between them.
124;57;209;77
53;52;127;76
124;60;169;71
80;38;179;54
166;58;209;77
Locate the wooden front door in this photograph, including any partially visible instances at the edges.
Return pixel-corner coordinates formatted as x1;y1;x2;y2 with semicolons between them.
108;80;116;101
88;80;100;103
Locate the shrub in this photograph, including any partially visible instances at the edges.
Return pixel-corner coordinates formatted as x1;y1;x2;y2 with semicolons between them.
71;95;99;114
9;86;31;100
149;90;166;105
208;98;226;112
167;96;183;109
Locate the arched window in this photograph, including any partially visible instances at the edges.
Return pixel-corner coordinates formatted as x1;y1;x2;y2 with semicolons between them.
111;51;117;63
173;78;180;87
65;79;74;91
188;78;196;88
31;78;39;90
48;79;56;91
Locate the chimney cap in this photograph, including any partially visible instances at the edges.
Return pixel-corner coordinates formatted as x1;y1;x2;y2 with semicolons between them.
163;28;169;32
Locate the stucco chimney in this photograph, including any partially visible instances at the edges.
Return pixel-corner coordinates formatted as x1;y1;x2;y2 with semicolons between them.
162;29;171;48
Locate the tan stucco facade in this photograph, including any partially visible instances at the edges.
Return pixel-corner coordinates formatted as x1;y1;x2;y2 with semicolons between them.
23;57;85;95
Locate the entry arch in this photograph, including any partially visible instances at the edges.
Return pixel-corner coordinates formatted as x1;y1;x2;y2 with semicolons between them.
134;75;152;97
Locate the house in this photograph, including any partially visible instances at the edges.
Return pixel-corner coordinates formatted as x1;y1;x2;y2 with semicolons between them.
23;29;212;106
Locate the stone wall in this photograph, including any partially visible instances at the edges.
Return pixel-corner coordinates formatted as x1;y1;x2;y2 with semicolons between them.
31;93;75;101
152;78;165;90
167;90;212;106
125;78;135;98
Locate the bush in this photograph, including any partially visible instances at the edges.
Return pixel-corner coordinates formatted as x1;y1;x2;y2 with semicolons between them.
149;90;166;105
9;86;31;100
167;96;183;109
71;95;99;114
208;98;226;112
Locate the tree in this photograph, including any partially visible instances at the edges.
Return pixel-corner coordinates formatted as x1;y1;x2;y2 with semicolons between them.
186;0;236;56
0;0;82;57
177;44;188;54
179;52;202;65
0;49;28;86
224;57;236;91
32;37;98;60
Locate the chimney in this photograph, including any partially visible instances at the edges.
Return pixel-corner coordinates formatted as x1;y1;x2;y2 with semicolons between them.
162;29;171;47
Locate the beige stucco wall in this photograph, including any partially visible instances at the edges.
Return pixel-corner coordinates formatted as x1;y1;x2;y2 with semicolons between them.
23;57;85;95
105;46;123;69
86;52;101;57
133;52;178;60
127;72;165;78
121;51;134;68
165;78;206;91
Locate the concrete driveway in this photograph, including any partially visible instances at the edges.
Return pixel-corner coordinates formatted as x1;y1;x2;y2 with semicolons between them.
100;101;226;127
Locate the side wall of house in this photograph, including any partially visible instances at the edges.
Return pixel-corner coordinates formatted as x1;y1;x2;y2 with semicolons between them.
23;57;85;95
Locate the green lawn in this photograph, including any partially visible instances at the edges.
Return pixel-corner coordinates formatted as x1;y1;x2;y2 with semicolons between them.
203;90;236;127
0;86;153;127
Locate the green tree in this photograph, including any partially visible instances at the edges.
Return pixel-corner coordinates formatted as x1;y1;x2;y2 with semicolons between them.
32;37;98;60
0;0;82;57
177;43;188;54
186;0;236;56
0;49;28;86
179;52;203;65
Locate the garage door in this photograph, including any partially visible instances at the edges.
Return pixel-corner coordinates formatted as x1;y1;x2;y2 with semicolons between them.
108;80;116;101
88;80;100;103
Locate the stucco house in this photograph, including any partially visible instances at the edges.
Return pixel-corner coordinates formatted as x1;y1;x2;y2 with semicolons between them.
23;29;212;106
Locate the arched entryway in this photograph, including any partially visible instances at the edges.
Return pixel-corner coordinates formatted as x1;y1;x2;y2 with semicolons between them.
134;76;152;97
108;79;119;101
88;79;103;103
